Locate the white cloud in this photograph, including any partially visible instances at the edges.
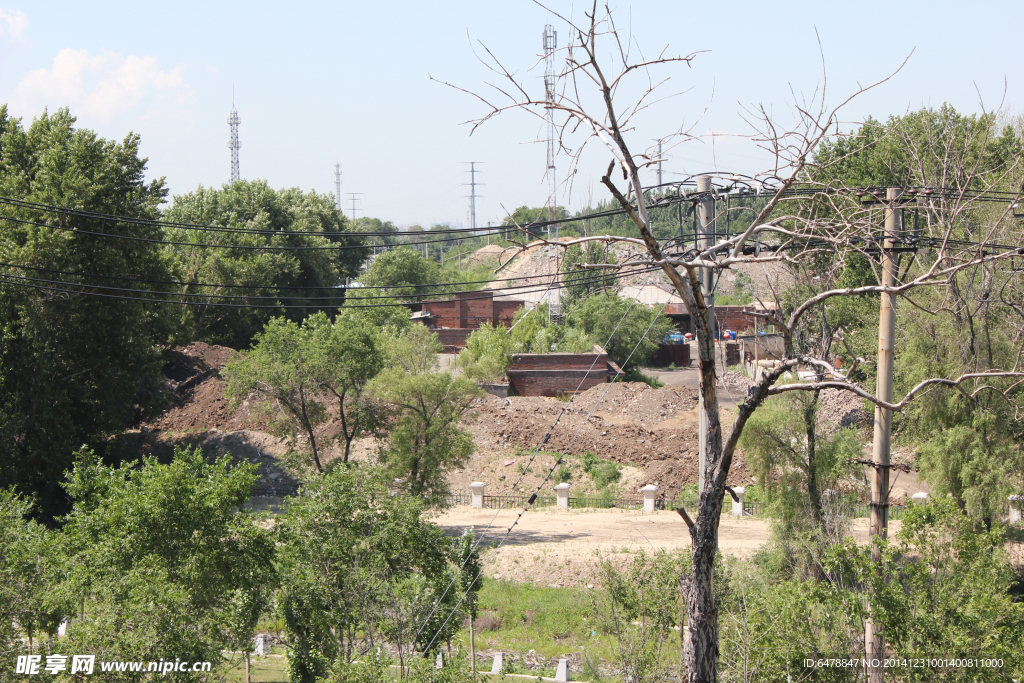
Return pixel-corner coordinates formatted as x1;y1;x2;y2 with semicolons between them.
12;48;191;122
0;7;27;43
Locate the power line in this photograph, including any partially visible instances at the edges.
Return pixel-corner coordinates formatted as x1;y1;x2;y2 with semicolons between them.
0;259;657;293
0;263;656;303
0;264;658;309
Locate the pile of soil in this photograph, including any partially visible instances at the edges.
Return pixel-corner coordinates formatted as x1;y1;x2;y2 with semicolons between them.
466;381;749;499
818;388;872;432
151;342;269;433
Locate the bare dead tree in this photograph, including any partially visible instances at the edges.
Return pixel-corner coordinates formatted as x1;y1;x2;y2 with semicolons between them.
441;3;1024;681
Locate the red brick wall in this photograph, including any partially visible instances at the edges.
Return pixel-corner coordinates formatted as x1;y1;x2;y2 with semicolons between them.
426;300;460;329
460;295;493;329
435;328;473;352
493;301;522;326
506;353;609;397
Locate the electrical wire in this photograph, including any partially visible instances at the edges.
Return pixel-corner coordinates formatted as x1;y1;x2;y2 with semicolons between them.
0;263;657;303
0;265;659;309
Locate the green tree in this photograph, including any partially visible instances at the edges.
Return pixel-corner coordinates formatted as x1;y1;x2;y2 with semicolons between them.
0;489;62;661
303;310;387;464
560;242;619;313
0;106;171;521
823;500;1024;681
361;246;439;298
566;293;673;371
164;180;367;348
224;317;330;473
274;465;463;682
369;326;480;501
57;445;276;682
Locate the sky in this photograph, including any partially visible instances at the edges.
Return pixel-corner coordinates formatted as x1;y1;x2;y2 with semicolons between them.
0;1;1020;229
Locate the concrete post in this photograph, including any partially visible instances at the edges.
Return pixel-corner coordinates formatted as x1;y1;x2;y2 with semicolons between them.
436;652;444;669
555;483;571;509
555;658;571;682
1009;495;1023;524
866;187;901;683
491;653;504;675
640;484;658;512
910;492;929;504
469;482;485;509
731;486;746;518
253;634;269;656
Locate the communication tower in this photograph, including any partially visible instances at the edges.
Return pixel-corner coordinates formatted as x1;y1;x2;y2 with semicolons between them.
463;162;483;233
335;163;342;211
227;98;241;184
543;24;557;222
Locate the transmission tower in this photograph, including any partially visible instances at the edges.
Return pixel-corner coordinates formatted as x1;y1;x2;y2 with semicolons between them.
346;193;362;221
543;24;557;223
463;162;483;234
227;97;241;184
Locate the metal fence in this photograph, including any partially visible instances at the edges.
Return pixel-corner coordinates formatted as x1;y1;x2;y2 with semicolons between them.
251;485;300;498
444;493;764;516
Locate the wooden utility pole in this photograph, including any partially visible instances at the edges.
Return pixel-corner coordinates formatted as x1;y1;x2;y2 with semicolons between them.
696;176;716;494
866;187;901;682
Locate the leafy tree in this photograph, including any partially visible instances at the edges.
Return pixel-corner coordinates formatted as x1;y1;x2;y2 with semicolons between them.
0;106;171;521
303;311;387;464
823;500;1024;680
274;465;463;682
57;445;276;681
0;489;62;660
369;326;481;501
164;180;367;348
566;293;673;370
360;246;440;300
224;317;330;473
560;242;619;313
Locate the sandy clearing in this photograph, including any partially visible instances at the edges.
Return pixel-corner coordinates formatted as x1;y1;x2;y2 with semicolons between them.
433;506;900;587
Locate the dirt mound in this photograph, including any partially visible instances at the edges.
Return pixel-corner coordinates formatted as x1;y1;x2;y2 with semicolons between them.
151;343;271;432
466;382;749;499
817;388;871;432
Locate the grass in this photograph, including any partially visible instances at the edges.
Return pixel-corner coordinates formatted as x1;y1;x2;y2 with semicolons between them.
619;367;664;388
221;655;288;683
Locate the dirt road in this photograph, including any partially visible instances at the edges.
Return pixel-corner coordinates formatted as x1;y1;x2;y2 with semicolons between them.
434;506;900;587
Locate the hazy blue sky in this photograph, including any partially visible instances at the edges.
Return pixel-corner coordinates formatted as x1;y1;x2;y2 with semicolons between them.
0;1;1020;227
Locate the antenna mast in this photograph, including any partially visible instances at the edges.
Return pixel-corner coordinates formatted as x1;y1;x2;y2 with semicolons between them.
334;163;342;211
227;94;241;184
543;24;557;222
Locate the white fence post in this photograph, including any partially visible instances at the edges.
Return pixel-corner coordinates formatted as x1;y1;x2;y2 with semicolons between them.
490;652;504;674
555;483;571;509
1009;494;1023;524
731;486;746;517
469;482;485;508
555;658;571;682
640;484;658;512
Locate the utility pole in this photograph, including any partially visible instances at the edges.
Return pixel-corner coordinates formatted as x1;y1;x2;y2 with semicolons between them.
346;193;362;221
866;187;901;683
696;175;716;495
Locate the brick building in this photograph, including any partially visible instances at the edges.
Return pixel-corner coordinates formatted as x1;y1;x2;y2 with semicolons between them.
413;290;524;351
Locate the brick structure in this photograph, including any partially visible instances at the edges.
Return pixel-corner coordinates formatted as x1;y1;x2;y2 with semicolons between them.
414;290;525;351
506;350;617;397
